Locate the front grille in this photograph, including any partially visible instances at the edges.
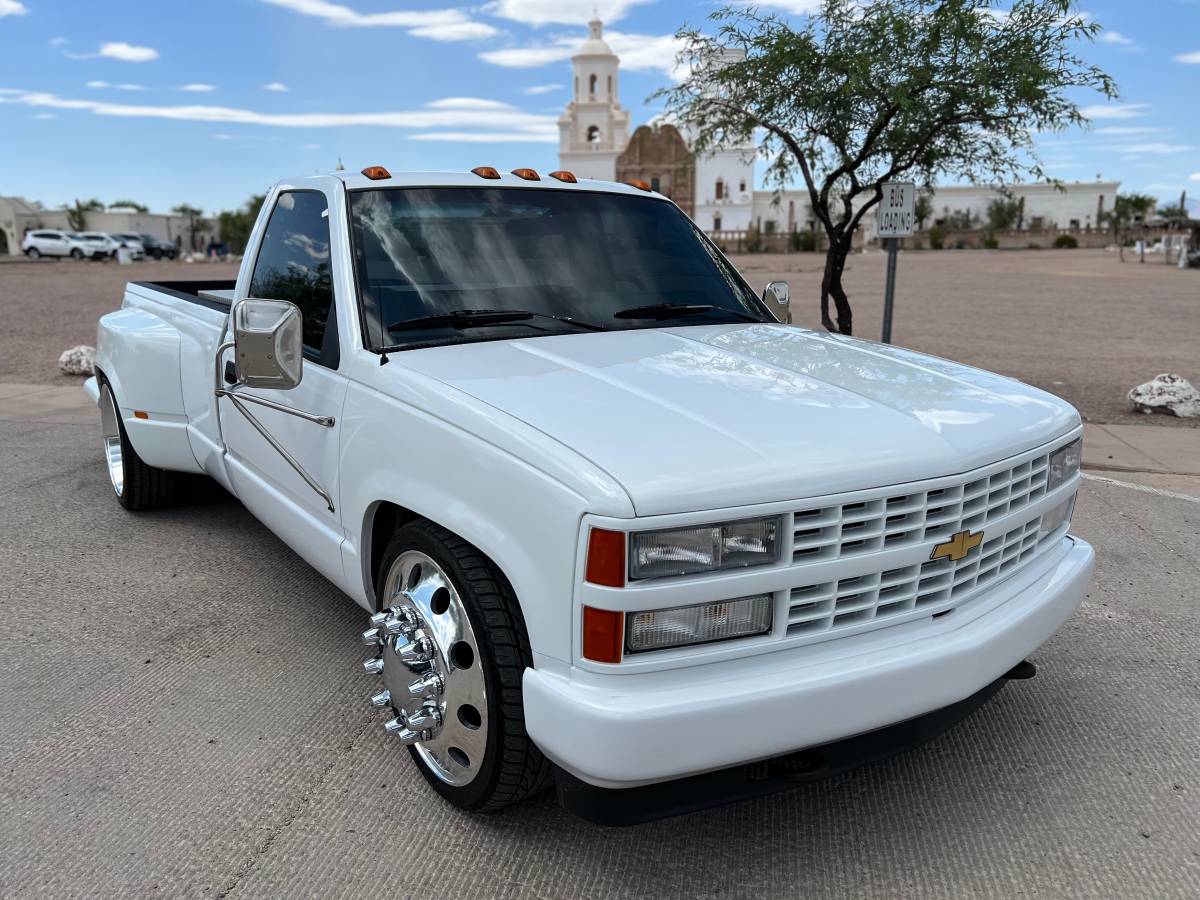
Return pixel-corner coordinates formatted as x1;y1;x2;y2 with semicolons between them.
784;447;1070;639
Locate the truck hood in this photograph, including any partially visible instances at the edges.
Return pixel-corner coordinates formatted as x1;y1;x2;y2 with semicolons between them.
401;324;1078;516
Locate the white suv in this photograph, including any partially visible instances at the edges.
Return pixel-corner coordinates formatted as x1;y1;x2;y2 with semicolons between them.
21;230;102;260
110;233;147;260
78;232;123;259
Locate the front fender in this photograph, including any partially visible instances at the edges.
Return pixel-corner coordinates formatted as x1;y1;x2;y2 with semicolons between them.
338;381;617;665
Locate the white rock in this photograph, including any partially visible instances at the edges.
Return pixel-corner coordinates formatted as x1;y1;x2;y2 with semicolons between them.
1128;373;1200;418
58;345;95;376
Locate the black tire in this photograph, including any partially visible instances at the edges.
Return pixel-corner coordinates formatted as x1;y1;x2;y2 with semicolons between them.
376;519;553;811
70;248;83;260
26;247;40;258
151;249;163;260
98;377;183;511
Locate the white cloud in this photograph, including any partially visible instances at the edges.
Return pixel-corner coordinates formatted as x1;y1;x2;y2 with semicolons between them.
261;0;497;41
35;112;55;119
481;29;686;76
732;0;822;12
1175;50;1200;64
408;130;557;142
0;0;27;16
180;83;216;92
523;83;562;95
1080;103;1148;120
99;42;159;62
1099;30;1135;46
263;82;290;92
487;0;650;26
1113;142;1193;156
1190;173;1200;182
50;37;69;47
1093;126;1165;136
0;88;560;141
117;83;145;91
86;80;111;89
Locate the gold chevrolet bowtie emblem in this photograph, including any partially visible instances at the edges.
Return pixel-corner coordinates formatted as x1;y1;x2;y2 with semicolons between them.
930;529;984;562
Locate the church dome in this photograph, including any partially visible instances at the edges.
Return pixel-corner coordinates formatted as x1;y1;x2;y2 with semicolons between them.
575;17;616;57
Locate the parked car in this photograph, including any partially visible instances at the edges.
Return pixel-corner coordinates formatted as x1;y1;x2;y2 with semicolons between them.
86;166;1093;824
109;233;147;260
137;233;178;260
77;232;123;259
21;229;105;259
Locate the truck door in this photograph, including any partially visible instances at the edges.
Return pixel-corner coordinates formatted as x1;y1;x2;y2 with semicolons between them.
218;188;350;589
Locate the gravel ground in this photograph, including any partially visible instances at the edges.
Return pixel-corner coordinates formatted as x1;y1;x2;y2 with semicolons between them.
1;249;1196;426
1;403;1198;898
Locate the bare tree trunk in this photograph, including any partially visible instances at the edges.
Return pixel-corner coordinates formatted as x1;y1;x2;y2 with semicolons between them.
820;235;854;335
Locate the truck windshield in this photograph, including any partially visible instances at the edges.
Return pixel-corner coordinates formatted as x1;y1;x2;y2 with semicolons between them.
349;187;771;349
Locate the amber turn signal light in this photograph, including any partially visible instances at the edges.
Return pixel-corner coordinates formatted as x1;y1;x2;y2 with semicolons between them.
549;170;577;183
582;606;624;663
361;166;391;180
585;527;626;588
511;168;540;181
624;179;652;192
472;166;501;179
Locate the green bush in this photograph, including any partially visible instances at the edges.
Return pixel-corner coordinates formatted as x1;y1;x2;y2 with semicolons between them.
744;225;763;253
928;225;947;250
983;237;999;249
1053;234;1079;249
789;230;818;252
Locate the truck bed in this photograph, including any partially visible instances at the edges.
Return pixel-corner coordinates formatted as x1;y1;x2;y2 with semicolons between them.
130;280;236;313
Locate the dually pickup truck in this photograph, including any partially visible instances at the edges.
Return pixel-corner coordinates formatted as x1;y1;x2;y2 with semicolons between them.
87;165;1094;825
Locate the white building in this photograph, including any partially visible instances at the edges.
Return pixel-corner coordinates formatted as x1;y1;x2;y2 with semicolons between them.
557;19;1119;238
0;196;208;256
556;18;630;181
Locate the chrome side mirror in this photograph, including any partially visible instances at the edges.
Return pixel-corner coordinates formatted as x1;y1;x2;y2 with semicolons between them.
764;280;791;324
233;298;303;390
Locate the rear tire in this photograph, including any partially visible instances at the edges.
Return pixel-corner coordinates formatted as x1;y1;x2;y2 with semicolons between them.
98;378;183;510
369;519;553;811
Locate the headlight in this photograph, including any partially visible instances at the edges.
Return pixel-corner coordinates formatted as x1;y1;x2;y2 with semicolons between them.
1048;437;1082;492
629;516;781;580
626;594;773;653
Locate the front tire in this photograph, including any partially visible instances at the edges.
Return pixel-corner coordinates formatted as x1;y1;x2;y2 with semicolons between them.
70;248;83;260
98;379;182;510
366;519;552;811
25;247;40;258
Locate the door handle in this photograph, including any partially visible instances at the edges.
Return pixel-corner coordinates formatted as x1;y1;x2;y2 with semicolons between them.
224;360;238;385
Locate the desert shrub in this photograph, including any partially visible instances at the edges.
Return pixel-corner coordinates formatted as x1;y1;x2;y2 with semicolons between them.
1053;234;1079;248
744;225;763;253
928;225;947;250
983;236;999;249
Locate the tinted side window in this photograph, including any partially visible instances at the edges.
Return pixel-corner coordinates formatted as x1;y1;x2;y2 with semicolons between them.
249;191;338;366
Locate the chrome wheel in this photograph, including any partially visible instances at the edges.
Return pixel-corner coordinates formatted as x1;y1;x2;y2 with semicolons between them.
363;550;487;787
99;383;124;498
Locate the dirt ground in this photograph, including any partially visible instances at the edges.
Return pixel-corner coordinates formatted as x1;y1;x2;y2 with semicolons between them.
0;248;1195;426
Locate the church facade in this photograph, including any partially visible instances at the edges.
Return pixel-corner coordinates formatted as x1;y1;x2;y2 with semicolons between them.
557;19;1119;239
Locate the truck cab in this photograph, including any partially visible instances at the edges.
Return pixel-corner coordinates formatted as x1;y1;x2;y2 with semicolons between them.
86;166;1093;823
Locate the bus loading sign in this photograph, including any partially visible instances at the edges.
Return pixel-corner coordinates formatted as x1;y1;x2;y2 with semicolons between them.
876;182;915;238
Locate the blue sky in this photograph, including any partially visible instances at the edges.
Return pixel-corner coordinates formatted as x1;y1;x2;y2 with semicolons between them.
1;0;1198;215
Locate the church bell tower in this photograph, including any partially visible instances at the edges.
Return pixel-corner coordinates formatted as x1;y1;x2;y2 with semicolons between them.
557;17;630;181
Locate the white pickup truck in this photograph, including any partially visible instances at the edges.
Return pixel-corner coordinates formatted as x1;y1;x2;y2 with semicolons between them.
86;166;1094;824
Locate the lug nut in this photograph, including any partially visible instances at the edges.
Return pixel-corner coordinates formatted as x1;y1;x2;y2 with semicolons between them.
370;689;392;707
363;657;384;675
393;727;424;746
383;616;408;636
408;672;444;699
397;635;434;665
383;716;406;734
361;627;381;645
369;611;389;628
404;702;442;732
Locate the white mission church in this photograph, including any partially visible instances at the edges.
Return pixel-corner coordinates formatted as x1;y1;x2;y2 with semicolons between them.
557;18;1119;238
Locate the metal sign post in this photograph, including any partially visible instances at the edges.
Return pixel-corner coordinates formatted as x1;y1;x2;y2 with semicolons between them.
876;182;915;344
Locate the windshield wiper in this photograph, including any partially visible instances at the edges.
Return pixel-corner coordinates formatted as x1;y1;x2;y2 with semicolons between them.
388;308;606;333
612;303;766;323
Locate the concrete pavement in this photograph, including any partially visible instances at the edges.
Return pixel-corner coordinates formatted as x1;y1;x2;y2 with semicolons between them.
2;383;1199;898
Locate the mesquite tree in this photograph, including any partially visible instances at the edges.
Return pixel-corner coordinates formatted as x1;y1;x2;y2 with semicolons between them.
658;0;1115;334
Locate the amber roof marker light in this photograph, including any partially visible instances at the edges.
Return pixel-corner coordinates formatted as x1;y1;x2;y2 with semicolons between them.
549;170;578;183
472;166;502;179
361;166;391;180
624;179;653;192
512;168;541;181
